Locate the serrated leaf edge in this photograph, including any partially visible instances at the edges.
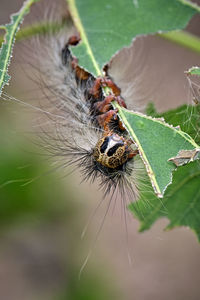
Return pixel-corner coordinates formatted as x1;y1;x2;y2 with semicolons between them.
0;0;39;96
134;166;200;236
114;102;199;197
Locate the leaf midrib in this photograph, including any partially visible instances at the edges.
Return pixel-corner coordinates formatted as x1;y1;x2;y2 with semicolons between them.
67;0;102;76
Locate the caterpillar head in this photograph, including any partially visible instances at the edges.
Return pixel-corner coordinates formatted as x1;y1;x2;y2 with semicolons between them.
93;132;135;169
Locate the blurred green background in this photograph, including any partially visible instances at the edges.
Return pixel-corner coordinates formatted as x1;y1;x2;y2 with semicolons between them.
1;1;200;300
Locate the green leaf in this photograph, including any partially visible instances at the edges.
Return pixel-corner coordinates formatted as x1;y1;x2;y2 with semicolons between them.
130;160;200;241
129;103;200;238
0;0;39;96
114;103;199;197
67;0;197;76
146;103;200;145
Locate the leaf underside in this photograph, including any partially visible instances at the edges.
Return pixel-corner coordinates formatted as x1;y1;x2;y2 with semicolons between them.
146;103;200;145
130;160;200;241
114;104;199;197
130;104;200;241
68;0;197;76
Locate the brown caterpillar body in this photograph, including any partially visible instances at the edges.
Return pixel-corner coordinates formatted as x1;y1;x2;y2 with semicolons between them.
13;23;143;200
66;35;139;171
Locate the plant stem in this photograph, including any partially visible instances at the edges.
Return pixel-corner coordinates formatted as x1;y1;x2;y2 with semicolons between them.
1;23;200;56
67;0;102;76
0;21;66;46
159;30;200;54
177;0;200;12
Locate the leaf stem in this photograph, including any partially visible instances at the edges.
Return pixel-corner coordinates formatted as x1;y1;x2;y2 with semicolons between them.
0;22;65;46
67;0;102;76
159;30;200;54
1;26;200;60
177;0;200;12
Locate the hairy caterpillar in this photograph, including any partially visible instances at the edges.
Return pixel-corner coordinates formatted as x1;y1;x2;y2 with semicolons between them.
1;1;150;273
6;7;146;204
59;34;140;195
